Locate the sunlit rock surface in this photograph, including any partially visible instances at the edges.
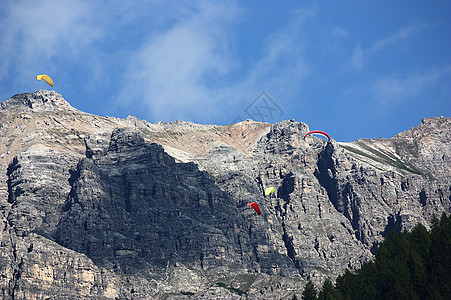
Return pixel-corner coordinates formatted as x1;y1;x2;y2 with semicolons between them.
0;91;449;299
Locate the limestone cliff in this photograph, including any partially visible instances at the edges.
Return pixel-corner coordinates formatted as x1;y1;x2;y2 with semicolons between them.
0;91;449;299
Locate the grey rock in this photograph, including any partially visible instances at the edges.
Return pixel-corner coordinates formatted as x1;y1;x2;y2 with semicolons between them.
55;128;257;278
7;151;78;237
0;90;76;113
0;91;449;298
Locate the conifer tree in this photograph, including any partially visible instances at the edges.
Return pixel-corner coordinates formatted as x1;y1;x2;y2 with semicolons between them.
318;279;336;300
331;213;450;299
301;281;318;300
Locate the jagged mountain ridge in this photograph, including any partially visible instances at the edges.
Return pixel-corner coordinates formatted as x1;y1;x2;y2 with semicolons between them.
0;90;449;299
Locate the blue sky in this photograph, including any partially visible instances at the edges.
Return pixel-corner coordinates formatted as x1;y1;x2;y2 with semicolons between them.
1;0;450;142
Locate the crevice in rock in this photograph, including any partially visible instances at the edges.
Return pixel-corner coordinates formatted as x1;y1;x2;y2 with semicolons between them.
314;144;342;214
277;172;295;217
281;222;299;271
419;189;427;206
123;174;132;213
6;157;19;205
382;214;402;238
64;168;80;212
255;176;264;196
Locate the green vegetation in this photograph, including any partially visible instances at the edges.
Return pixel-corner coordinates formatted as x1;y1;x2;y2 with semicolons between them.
340;142;426;176
232;273;256;291
216;281;247;295
302;212;450;299
301;281;318;300
392;139;421;159
180;291;195;296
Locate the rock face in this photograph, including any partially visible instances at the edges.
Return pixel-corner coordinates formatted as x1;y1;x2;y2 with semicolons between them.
0;91;449;299
55;128;257;275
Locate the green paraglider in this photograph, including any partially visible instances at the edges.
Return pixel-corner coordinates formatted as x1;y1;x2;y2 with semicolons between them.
265;187;274;196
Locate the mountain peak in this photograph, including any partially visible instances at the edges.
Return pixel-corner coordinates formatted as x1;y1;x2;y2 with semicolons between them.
0;90;75;113
0;90;449;299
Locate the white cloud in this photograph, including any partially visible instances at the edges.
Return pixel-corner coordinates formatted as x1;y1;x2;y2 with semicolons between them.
116;4;314;124
372;69;444;104
0;0;104;81
351;44;364;70
370;23;430;53
342;65;451;110
331;27;348;39
1;1;317;124
116;1;242;122
350;22;430;70
237;8;313;92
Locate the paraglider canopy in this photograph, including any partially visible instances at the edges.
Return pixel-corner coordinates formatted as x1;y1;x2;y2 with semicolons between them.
304;130;331;141
36;74;54;87
247;202;261;215
265;187;275;196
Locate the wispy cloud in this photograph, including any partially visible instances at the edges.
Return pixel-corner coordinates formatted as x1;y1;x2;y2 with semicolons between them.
0;0;104;82
350;22;431;70
330;27;348;39
372;67;448;104
1;0;315;123
115;1;241;122
116;5;314;123
351;44;364;70
236;8;314;98
370;23;430;53
342;65;451;111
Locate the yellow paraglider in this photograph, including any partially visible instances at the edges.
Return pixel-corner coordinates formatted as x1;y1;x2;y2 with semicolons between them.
36;74;54;87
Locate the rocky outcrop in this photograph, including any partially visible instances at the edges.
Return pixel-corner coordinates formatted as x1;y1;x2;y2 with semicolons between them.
0;91;449;298
322;117;451;252
55;128;257;274
188;120;373;283
6;151;78;237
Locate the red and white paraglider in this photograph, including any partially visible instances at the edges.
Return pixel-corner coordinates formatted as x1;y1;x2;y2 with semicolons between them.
304;130;331;142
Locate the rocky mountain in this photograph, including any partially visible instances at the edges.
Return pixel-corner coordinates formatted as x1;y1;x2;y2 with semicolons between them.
0;90;449;299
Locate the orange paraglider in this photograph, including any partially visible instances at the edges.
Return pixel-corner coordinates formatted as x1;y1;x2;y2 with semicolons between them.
247;202;261;215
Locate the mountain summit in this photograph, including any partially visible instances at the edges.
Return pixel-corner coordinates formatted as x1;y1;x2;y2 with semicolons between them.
0;90;75;112
0;91;449;299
